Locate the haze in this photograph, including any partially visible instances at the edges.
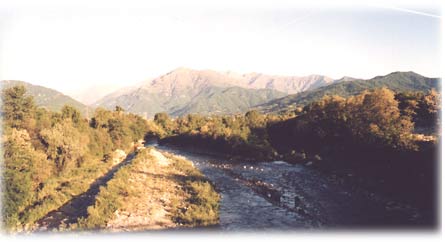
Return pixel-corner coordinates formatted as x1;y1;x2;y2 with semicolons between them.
0;0;441;102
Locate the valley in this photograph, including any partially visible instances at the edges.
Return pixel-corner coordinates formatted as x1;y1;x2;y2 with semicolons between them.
0;68;440;232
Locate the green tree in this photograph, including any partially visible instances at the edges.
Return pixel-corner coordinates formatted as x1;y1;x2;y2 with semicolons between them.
108;118;128;149
40;122;90;173
115;106;125;113
245;110;265;128
1;85;35;129
2;129;49;229
61;105;81;124
348;88;415;149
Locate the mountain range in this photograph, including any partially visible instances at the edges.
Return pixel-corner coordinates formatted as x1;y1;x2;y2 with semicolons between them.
1;69;439;118
257;71;440;113
93;68;336;117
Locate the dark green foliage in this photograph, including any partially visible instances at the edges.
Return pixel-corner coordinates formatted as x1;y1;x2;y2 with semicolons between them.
114;106;125;113
1;86;149;231
2;129;50;229
260;71;439;113
396;90;440;130
61;105;81;124
268;88;416;154
40;121;90;174
156;112;277;160
1;85;36;129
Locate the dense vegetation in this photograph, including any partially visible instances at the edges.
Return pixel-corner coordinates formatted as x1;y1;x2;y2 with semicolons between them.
1;80;90;116
1;85;149;231
1;80;440;231
259;71;439;114
148;87;440;214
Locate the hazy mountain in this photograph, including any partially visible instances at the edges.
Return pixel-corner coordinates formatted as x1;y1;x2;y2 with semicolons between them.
94;67;334;117
226;71;335;94
1;80;90;116
258;71;440;113
69;84;125;105
171;86;286;116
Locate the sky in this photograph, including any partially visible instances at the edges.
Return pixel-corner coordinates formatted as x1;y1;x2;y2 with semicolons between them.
0;0;442;100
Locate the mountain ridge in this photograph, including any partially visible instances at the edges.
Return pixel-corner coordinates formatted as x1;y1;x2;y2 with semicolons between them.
1;80;91;116
93;67;336;117
257;71;440;113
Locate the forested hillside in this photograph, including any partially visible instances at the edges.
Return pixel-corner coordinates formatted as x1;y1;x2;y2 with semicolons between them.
259;71;440;114
1;85;148;231
0;80;90;116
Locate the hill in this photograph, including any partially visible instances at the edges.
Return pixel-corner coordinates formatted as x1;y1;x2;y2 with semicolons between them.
258;71;440;113
93;67;333;117
1;80;90;116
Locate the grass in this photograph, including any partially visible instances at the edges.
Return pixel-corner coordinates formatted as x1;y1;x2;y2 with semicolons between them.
16;158;118;231
77;147;220;231
165;153;220;226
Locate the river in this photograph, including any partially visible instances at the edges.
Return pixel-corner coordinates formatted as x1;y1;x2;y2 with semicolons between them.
155;144;425;230
34;143;427;231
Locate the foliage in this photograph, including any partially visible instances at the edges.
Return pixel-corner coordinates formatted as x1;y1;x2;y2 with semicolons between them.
2;129;50;229
1;85;36;129
0;80;89;115
1;85;149;231
40;121;90;173
260;71;439;114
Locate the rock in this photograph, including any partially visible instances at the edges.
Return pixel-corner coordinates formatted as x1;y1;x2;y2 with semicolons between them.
294;196;301;208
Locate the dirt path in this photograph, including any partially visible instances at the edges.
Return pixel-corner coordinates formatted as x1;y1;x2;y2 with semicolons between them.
35;153;135;231
104;149;181;231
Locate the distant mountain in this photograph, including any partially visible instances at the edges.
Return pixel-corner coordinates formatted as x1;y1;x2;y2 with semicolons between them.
171;86;285;116
226;71;335;94
69;84;125;105
94;67;334;117
1;80;90;116
258;71;440;113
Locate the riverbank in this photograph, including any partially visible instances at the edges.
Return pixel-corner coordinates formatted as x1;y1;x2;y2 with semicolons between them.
77;147;220;231
154;142;437;229
156;144;434;229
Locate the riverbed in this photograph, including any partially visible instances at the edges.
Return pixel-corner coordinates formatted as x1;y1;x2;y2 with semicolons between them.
155;144;425;230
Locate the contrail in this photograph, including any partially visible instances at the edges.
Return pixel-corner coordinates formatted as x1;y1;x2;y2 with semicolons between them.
377;5;441;19
275;9;319;33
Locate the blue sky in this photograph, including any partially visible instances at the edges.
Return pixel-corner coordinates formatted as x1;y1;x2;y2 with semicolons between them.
0;0;441;96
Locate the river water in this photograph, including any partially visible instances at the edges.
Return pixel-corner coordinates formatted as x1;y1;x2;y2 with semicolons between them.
155;144;425;231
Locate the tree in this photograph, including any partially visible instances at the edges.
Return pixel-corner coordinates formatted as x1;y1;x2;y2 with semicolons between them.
154;112;175;133
115;106;125;113
61;105;81;124
1;85;35;129
154;112;169;126
348;88;415;149
108;118;128;149
417;89;440;127
40;122;89;173
245;110;265;128
90;108;112;129
3;129;49;228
